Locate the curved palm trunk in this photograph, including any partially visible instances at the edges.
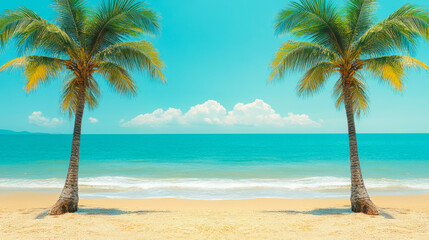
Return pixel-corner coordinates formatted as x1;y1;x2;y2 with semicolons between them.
49;88;86;215
343;87;379;215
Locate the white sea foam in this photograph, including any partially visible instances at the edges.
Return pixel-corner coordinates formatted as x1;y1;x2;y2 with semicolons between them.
0;177;428;199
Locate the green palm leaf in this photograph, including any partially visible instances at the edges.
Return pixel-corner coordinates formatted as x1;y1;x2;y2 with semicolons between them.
85;0;160;54
0;7;79;56
270;40;337;81
333;74;369;116
97;61;137;95
53;0;88;45
344;0;376;47
354;4;429;57
0;55;65;92
61;75;100;116
363;55;429;91
275;0;347;55
297;61;337;96
95;40;165;81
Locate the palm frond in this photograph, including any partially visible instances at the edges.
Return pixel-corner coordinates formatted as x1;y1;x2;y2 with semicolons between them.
333;75;369;116
297;61;337;96
85;76;100;110
85;0;160;54
275;0;347;55
364;55;428;91
97;61;137;95
94;40;165;81
269;40;337;81
354;4;429;57
0;7;79;56
53;0;88;45
0;55;65;92
344;0;376;46
61;75;99;116
61;76;80;116
388;4;429;40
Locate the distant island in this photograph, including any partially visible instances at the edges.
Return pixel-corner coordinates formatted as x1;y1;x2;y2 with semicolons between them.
0;129;47;135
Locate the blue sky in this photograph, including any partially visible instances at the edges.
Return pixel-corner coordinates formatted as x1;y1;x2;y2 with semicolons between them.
0;0;428;134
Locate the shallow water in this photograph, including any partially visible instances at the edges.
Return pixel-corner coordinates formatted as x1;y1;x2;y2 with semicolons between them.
0;134;428;199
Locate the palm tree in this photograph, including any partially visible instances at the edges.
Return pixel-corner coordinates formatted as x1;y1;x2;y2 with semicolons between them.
0;0;165;215
270;0;428;215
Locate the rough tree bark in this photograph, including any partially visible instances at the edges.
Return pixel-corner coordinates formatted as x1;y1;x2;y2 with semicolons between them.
343;85;380;215
49;87;86;215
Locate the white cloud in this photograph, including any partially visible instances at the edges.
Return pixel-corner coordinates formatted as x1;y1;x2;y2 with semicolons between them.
284;113;319;126
183;100;226;125
225;99;285;126
28;111;63;128
122;108;182;127
88;117;99;123
122;99;320;128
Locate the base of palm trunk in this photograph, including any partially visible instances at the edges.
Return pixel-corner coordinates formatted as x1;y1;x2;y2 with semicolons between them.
351;198;380;215
49;198;78;215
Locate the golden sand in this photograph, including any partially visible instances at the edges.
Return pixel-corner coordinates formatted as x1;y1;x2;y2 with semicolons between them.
1;193;428;239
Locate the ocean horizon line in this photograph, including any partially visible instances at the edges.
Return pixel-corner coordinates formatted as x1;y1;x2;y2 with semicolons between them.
1;130;429;135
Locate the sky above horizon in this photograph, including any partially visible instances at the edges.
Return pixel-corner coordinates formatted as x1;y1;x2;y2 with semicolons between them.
0;0;428;134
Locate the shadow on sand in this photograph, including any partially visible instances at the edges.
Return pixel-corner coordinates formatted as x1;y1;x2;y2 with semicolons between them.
35;208;168;219
264;207;394;219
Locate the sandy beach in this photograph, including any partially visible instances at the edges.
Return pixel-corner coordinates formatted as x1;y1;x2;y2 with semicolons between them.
0;193;428;239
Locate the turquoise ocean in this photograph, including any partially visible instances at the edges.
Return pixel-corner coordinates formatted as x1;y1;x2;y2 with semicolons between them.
0;134;428;199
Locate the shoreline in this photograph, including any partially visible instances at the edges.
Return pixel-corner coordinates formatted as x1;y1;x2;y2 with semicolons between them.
2;176;428;200
1;192;429;211
1;193;428;239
